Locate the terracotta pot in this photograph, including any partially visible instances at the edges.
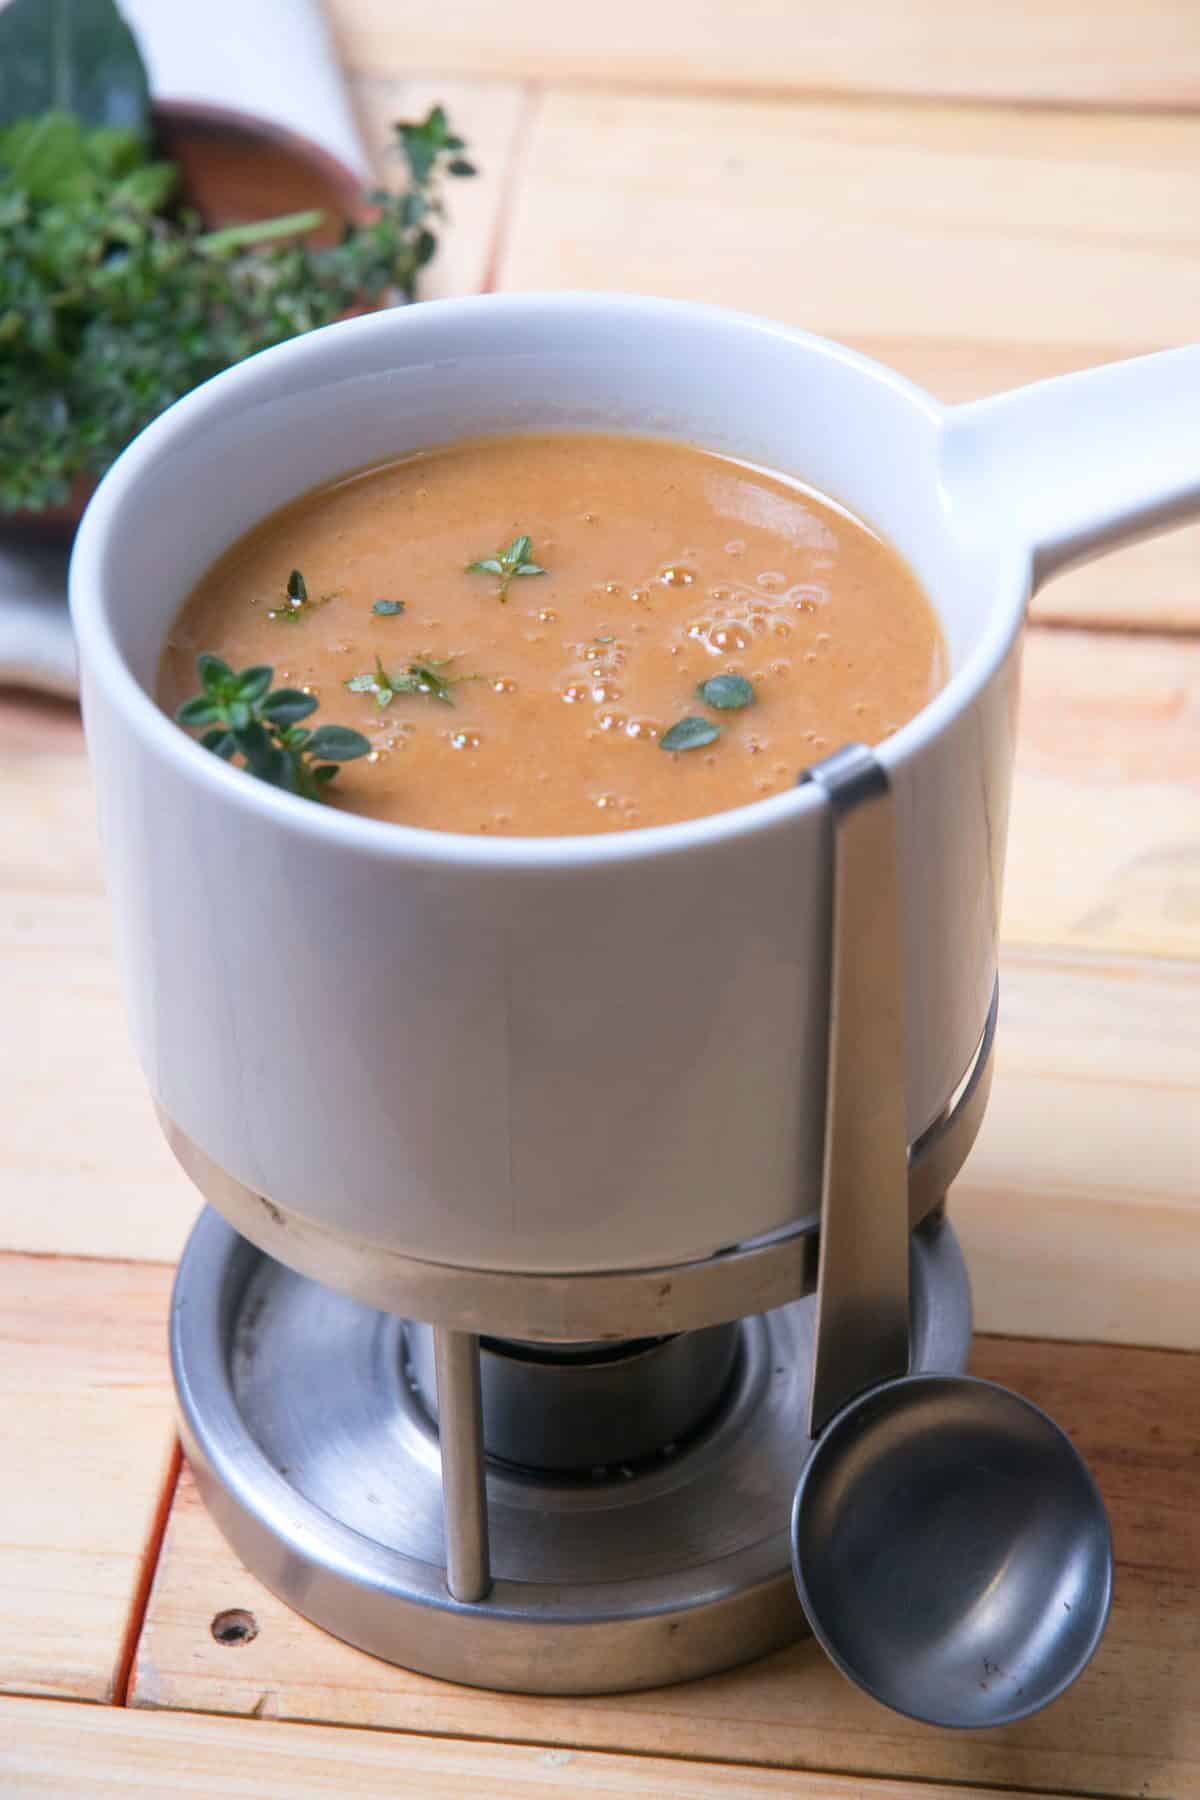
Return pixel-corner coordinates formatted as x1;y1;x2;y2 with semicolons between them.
154;99;366;241
3;102;366;540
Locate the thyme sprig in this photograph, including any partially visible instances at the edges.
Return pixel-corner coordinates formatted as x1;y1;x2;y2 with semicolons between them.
466;533;546;601
176;655;369;801
346;652;478;708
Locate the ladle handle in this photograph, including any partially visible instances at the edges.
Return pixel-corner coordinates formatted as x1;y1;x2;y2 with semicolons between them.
803;746;911;1439
941;345;1200;591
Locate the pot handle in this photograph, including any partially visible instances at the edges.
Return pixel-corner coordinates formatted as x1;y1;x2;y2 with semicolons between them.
940;346;1200;593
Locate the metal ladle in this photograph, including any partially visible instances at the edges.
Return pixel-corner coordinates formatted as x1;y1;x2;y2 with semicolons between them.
791;748;1113;1729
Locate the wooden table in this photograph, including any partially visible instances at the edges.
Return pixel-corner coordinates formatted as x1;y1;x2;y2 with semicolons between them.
3;4;1199;1792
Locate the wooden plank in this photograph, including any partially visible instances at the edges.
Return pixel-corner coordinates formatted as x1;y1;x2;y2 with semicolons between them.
497;89;1200;631
348;73;528;298
0;1255;176;1703
1034;530;1200;637
129;1337;1200;1798
326;0;1200;110
1002;630;1200;957
501;93;1200;353
0;1699;1066;1800
956;949;1200;1350
0;713;201;1265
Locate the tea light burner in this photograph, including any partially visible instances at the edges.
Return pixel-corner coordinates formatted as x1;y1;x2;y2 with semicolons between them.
165;985;991;1695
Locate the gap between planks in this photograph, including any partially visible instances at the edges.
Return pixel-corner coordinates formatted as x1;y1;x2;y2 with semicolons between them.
478;85;540;295
325;0;1200;112
113;1441;183;1708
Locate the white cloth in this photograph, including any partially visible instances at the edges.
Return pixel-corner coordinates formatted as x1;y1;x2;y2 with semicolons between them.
0;541;77;696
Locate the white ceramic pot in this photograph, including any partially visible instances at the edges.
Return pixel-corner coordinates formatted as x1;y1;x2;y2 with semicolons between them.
69;296;1200;1276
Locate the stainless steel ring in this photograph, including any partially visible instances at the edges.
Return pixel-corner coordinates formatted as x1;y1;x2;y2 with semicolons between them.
169;1207;973;1692
159;979;996;1341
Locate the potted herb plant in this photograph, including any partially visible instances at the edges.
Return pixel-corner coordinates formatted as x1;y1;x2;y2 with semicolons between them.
0;0;474;530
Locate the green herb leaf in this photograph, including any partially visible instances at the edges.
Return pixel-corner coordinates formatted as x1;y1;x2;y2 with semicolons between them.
177;655;369;803
305;724;372;761
197;653;234;693
398;190;425;229
268;568;322;623
196;209;325;256
345;653;396;707
408;658;457;704
260;687;318;725
465;532;547;600
0;0;152;134
2;111;88;202
175;695;220;727
113;158;176;212
372;599;405;616
235;665;274;703
232;717;272;763
660;716;721;753
697;673;755;711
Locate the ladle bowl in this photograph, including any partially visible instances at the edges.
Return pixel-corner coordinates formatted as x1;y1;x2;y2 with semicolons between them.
791;1372;1114;1729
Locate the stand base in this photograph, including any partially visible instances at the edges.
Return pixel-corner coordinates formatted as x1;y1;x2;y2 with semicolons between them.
171;1208;971;1694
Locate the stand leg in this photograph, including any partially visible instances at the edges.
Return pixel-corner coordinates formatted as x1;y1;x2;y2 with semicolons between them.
432;1327;492;1602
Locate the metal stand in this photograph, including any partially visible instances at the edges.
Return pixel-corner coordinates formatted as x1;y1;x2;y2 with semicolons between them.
169;1205;971;1694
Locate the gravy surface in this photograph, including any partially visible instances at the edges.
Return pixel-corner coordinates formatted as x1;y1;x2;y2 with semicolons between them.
160;433;945;835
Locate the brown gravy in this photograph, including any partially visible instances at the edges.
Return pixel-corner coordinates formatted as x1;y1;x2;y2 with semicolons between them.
159;432;945;835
